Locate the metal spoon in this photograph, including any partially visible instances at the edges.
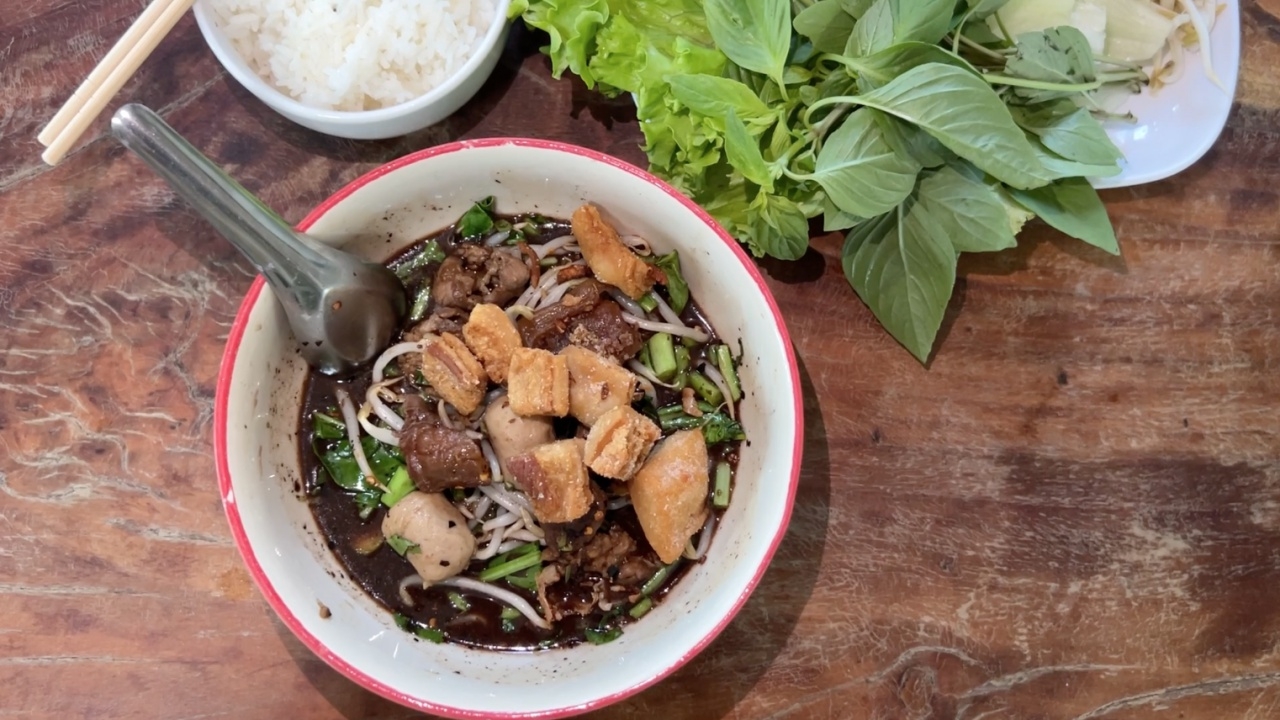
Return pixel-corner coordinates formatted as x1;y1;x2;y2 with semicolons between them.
110;103;406;377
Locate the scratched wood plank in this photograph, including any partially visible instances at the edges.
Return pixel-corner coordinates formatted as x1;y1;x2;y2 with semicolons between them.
1;1;1278;719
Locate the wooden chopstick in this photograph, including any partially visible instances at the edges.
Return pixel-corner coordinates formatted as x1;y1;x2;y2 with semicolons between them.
39;0;195;166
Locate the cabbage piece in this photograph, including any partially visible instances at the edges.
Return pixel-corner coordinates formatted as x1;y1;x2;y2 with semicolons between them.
1093;0;1176;62
989;0;1077;39
1069;1;1108;55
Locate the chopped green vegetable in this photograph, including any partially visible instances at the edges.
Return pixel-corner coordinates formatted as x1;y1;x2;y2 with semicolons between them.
457;196;497;237
674;344;691;375
649;252;690;313
585;626;624;645
686;371;724;407
504;565;540;592
702;412;746;445
638;293;659;313
393;613;445;643
646;333;677;382
711;345;742;402
393;239;446;279
628;597;653;619
641;560;682;597
408;284;432;322
500;606;521;621
380;466;415;508
712;461;732;509
479;546;541;582
386;535;419;556
448;592;471;612
312;411;346;440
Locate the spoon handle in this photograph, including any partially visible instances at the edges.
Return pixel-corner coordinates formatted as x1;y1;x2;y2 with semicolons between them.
110;103;323;293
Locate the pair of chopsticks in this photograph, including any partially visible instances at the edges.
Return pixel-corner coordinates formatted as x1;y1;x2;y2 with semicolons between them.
38;0;196;166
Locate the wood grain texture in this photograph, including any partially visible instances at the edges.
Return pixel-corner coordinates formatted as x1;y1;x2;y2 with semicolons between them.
1;2;1277;719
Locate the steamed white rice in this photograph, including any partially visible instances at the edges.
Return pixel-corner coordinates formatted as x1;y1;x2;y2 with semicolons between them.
209;0;498;111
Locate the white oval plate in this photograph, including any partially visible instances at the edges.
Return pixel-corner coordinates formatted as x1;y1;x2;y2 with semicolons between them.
1094;1;1241;189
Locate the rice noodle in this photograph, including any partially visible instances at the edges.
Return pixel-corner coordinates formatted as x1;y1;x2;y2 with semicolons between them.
541;278;586;307
496;538;533;553
620;235;651;253
437;399;456;430
467;495;493;530
478;484;533;515
532;235;576;258
482;511;520;532
473;525;506;560
373;341;424;384
517;508;544;539
398;574;424;605
702;363;737;421
336;388;385;489
434;577;551;629
480;438;503;484
485;230;511;247
621;314;710;343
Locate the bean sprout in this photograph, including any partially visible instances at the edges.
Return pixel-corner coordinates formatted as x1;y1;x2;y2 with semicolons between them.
398;574;423;605
336;388;385;490
541;278;587;307
473;525;506;560
621;314;710;343
480;438;503;484
365;380;404;432
627;359;679;389
485;230;511;247
702;363;737;421
620;234;651;253
1174;0;1224;91
373;341;424;384
434;577;551;629
606;287;647;318
478;484;533;515
648;290;685;328
684;513;715;561
497;537;534;553
437;399;456;429
505;305;535;320
482;511;520;532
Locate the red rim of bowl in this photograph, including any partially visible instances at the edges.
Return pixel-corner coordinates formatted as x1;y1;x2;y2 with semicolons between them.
213;138;804;719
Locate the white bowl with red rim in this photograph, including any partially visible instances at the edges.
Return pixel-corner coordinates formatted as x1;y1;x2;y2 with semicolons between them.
214;138;802;717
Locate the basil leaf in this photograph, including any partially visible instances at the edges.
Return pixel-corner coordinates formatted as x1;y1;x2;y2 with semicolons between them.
668;74;773;125
846;0;893;56
842;200;957;362
724;109;773;190
649;251;690;313
1005;27;1097;103
704;0;791;88
823;194;863;232
754;193;810;260
386;535;420;556
1008;177;1119;255
1012;104;1122;166
811;110;920;219
890;0;957;46
916;167;1017;253
852;41;980;86
871;110;952;168
841;0;877;16
849;63;1054;189
794;0;856;53
457;197;496;237
1026;133;1122;179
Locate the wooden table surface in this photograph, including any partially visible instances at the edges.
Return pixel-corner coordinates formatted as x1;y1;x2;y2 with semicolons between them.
4;2;1280;719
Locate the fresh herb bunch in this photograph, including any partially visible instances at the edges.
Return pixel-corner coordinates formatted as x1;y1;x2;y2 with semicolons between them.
511;0;1146;361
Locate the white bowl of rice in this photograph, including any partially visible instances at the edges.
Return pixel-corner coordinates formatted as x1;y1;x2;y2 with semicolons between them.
194;0;510;139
